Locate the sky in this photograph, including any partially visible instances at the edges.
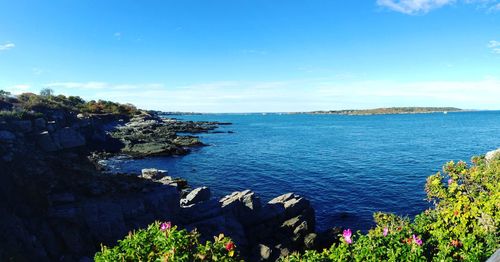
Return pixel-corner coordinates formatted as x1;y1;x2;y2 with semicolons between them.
0;0;499;112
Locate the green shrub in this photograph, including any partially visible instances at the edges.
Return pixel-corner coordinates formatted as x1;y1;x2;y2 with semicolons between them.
94;221;241;262
0;109;43;120
283;157;499;261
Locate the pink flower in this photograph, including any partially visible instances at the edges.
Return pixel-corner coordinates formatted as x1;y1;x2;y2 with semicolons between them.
225;241;235;251
412;234;423;246
383;227;389;237
160;221;171;231
448;178;453;185
343;229;353;244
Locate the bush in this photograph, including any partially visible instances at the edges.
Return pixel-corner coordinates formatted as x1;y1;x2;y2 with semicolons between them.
283;157;499;261
94;221;241;262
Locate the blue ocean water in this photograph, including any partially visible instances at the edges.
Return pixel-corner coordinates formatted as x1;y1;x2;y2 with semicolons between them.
109;111;500;231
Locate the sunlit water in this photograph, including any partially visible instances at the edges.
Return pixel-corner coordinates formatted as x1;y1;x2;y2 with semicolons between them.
107;111;500;231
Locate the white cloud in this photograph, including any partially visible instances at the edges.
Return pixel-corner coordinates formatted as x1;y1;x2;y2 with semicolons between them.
0;42;15;51
376;0;455;14
488;40;500;54
44;78;500;112
377;0;500;14
114;32;122;40
5;84;31;94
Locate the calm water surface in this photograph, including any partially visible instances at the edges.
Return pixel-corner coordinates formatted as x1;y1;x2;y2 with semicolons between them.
109;111;500;231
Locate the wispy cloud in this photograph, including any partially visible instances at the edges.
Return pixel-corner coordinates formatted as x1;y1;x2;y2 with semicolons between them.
5;84;31;94
114;32;122;40
376;0;455;14
377;0;500;14
42;78;500;112
0;42;15;51
488;40;500;54
44;81;164;91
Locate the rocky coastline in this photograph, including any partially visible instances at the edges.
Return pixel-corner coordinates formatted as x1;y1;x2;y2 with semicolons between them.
0;101;335;261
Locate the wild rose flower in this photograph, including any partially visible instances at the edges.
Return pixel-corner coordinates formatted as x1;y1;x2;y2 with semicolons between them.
412;234;423;246
160;221;171;231
343;229;353;244
383;227;389;237
225;241;235;251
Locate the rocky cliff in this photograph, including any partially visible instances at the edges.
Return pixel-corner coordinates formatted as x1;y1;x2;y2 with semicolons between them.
0;105;329;261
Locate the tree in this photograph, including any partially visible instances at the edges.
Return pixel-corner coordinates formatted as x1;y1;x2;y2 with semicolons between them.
0;90;11;98
40;88;54;97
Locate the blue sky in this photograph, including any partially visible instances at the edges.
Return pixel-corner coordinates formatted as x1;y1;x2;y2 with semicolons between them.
0;0;499;112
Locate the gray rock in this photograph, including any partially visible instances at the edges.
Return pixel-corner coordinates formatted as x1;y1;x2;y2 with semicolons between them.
304;233;317;249
269;193;310;219
220;190;262;226
11;120;32;133
34;118;46;129
253;244;272;261
52;127;86;149
485;148;500;162
49;193;76;204
0;130;16;142
141;168;168;180
180;187;211;207
37;131;60;152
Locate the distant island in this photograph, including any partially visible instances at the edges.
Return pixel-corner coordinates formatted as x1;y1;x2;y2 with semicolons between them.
304;107;463;115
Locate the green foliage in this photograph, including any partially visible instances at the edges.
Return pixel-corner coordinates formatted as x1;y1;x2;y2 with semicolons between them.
283;157;500;261
0;89;11;99
39;88;54;97
0;109;43;120
94;221;241;262
81;99;138;115
14;92;138;116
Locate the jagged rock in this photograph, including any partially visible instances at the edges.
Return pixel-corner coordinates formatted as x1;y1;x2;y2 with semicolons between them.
34;118;46;129
220;190;262;226
269;193;311;219
180;186;211;207
37;131;59;152
180;199;223;224
252;244;272;261
304;233;318;249
0;130;16;142
52;127;86;149
49;193;76;204
11;120;32;133
485;148;500;162
141;168;168;180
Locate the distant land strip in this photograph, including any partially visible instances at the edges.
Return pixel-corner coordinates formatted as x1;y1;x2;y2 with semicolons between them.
161;107;467;115
303;107;463;115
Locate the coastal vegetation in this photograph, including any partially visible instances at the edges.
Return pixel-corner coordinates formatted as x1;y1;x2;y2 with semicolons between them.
308;107;462;115
95;222;240;261
0;89;139;118
95;155;500;261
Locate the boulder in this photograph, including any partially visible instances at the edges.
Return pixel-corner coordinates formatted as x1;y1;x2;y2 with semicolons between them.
251;244;272;261
485;148;500;162
180;187;211;207
140;168;168;180
34;118;46;129
37;131;60;152
220;190;262;226
11;120;32;133
52;127;86;149
0;130;16;142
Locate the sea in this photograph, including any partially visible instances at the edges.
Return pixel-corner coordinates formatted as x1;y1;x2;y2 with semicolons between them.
105;111;500;231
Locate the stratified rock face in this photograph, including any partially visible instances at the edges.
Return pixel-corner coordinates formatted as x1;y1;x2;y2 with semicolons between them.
179;189;315;260
141;168;168;180
52;127;86;149
180;186;211;207
485;148;500;162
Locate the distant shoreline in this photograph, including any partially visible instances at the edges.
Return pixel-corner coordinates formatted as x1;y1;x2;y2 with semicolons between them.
161;107;489;116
